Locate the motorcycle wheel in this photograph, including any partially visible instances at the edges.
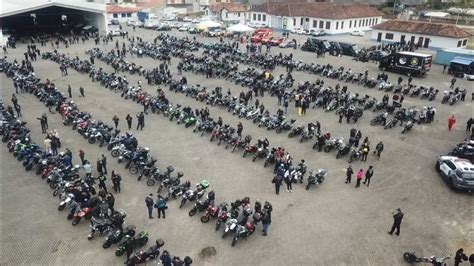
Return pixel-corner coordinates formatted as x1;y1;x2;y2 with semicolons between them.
115;248;125;257
217;139;222;146
107;145;113;151
210;135;215;142
72;217;81;226
129;166;138;175
36;168;42;175
188;208;197;216
323;146;332;153
215;222;221;231
88;138;96;144
231;145;236;153
103;242;111;249
58;204;65;211
139;237;148;246
276;127;282;134
26;164;33;171
200;215;210;223
185;123;190;128
306;184;310;190
179;199;186;209
312;143;317;150
288;132;294;138
53;189;60;197
22;161;28;166
146;179;155;186
300;137;304;143
111;150;119;157
50;182;58;189
370;120;377;126
200;131;205;137
336;153;341;159
224;144;228;150
264;160;269;168
222;231;227;239
252;155;257;162
243;151;247;158
67;213;74;220
193;128;197;133
231;237;238;247
403;252;416;263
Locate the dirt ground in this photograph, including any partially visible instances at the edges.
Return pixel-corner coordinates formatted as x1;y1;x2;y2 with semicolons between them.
1;26;473;266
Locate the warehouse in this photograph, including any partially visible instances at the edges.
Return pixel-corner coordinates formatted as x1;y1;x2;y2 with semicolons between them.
247;2;383;34
106;5;140;24
1;0;107;40
371;20;470;49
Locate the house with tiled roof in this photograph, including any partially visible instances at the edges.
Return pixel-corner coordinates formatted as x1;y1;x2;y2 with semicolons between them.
371;20;471;49
205;3;247;22
247;2;383;34
106;5;141;23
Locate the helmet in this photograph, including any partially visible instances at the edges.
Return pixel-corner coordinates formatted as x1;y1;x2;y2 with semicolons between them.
156;239;165;248
143;147;150;152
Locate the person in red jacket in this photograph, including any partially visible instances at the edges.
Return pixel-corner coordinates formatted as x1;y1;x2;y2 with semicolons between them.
448;115;456;131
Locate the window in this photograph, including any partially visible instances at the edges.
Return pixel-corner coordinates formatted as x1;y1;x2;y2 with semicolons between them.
462;39;467;46
113;14;118;18
257;14;261;21
263;15;266;21
359;20;361;27
121;13;126;18
365;19;368;26
325;21;330;29
349;20;352;28
238;12;241;17
341;21;344;29
253;14;256;21
375;18;378;24
385;33;394;40
127;13;132;17
300;18;304;26
313;20;317;28
226;12;229;18
457;40;462;47
319;21;324;29
336;21;338;30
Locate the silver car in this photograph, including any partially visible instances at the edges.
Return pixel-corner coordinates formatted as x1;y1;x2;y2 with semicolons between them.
436;155;474;191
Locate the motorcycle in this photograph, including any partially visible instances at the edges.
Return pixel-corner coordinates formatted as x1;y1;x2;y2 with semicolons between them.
103;225;137;249
401;120;414;134
403;252;450;266
188;198;211;217
115;231;149;256
306;169;327;190
231;222;256;247
125;239;165;265
201;202;227;223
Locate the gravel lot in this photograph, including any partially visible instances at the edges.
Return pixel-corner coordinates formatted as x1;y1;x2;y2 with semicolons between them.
1;26;473;266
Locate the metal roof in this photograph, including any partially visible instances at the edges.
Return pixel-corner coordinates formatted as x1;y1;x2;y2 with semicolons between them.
451;57;474;65
1;0;105;18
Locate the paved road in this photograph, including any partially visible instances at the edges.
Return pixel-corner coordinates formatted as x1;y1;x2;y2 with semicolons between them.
1;26;472;265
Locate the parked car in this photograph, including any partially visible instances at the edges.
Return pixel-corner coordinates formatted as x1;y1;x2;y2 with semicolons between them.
350;30;365;36
178;24;191;31
311;30;326;36
269;37;286;46
183;17;192;22
279;40;297;48
207;28;222;37
110;19;120;25
368;50;388;62
156;24;171;31
108;29;123;36
436;156;474;190
290;27;301;34
188;27;198;34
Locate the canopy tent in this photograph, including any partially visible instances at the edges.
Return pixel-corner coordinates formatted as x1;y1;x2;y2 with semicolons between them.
226;23;254;33
196;20;221;30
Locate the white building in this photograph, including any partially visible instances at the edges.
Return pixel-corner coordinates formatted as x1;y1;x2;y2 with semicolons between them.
247;2;383;34
371;20;470;49
205;3;246;23
106;5;140;23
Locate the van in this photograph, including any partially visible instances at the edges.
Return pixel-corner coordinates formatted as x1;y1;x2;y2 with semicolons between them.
338;42;360;57
448;57;474;81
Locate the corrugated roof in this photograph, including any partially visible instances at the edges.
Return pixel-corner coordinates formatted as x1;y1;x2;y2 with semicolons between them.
372;20;471;39
1;0;105;18
252;3;383;19
106;5;141;13
208;3;246;13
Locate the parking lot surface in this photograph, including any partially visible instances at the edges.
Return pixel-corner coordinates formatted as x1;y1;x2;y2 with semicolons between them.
1;26;473;265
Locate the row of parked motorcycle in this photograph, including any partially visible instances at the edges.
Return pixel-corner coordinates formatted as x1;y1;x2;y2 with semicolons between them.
0;93;189;266
42;50;331;188
23;54;280;247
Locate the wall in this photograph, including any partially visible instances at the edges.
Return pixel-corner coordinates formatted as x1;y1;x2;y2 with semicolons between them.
221;9;244;21
88;12;108;35
248;11;269;25
107;12;138;23
370;29;469;49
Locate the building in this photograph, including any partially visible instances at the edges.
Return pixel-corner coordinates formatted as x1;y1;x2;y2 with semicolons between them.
371;20;471;49
1;0;107;38
106;5;140;22
248;2;383;34
205;3;247;22
196;0;231;13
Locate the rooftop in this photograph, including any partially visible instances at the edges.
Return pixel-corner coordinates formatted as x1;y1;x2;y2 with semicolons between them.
372;20;471;39
208;3;246;13
106;5;141;13
1;0;105;18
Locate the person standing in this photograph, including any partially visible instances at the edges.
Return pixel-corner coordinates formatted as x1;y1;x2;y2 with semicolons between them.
43;136;52;154
136;112;145;130
345;165;353;183
375;141;384;160
443;65;447;74
37;114;48;134
261;202;272;236
111;171;122;193
112;115;119;129
145;193;154;219
272;175;282;195
355;169;364;188
97;174;108;194
363;166;374;187
284;170;293;192
361;144;370;162
83;160;93;181
466;118;473;132
454;248;468;266
101;154;108;175
79;86;85;97
79;149;85;165
97;158;103;176
450;77;456;89
388;208;404;235
448;115;456;131
126;114;132;130
67;85;72;98
155;195;167;219
237;122;243;137
14;104;22;117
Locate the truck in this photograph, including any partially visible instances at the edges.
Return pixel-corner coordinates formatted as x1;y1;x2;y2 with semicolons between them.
448;57;474;81
379;51;432;76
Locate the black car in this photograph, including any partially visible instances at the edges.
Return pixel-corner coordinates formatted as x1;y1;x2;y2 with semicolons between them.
368;51;388;62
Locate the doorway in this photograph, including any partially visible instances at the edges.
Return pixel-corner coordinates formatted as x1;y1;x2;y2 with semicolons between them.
410;36;415;45
418;37;424;47
377;32;382;42
423;38;430;48
400;35;405;43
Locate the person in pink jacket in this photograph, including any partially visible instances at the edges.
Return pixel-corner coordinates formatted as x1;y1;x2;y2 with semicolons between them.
355;169;364;188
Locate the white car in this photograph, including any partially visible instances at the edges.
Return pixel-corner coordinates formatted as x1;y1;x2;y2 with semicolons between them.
351;30;365;36
178;24;191;31
183;17;192;22
290;27;301;34
108;29;122;36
